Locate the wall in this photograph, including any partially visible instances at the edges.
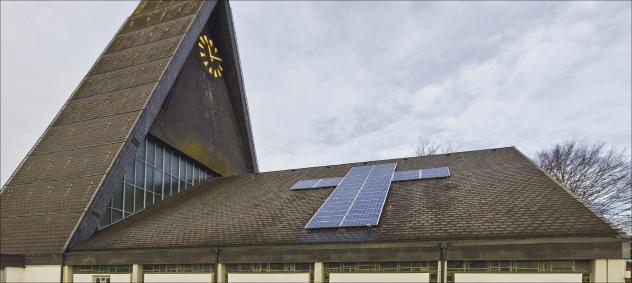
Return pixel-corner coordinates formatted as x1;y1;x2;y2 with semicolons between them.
22;265;61;282
454;273;582;283
73;273;131;283
227;273;310;283
144;273;214;283
329;273;430;283
3;267;24;283
148;21;254;177
593;259;627;283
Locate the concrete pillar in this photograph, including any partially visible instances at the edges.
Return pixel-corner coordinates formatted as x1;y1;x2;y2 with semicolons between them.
132;264;143;283
314;261;324;283
216;263;226;283
62;265;73;283
443;260;448;283
436;260;442;283
592;259;626;283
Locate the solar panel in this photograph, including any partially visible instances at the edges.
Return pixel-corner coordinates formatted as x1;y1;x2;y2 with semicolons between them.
305;163;397;229
392;167;450;181
421;167;450;179
391;169;420;182
305;165;374;228
317;177;344;187
290;177;343;190
292;167;450;190
290;179;321;190
340;163;396;227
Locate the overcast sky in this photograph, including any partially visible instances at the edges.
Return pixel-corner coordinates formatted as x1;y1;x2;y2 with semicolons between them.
1;1;630;184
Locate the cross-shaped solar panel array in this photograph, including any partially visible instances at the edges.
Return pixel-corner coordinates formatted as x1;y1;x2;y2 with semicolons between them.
295;164;450;229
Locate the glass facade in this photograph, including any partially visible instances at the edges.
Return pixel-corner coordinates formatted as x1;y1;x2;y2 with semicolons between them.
99;135;215;228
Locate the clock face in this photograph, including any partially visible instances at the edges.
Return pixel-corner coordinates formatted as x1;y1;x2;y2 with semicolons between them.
198;34;223;78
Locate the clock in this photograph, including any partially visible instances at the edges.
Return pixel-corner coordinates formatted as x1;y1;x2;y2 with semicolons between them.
197;34;223;78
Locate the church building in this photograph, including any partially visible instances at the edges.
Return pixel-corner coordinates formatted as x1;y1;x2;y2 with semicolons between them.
1;1;629;282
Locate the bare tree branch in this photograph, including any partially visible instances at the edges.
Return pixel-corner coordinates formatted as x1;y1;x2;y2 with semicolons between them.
411;137;459;157
535;140;631;235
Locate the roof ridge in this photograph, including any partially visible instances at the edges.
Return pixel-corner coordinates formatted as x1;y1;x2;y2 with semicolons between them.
257;146;516;174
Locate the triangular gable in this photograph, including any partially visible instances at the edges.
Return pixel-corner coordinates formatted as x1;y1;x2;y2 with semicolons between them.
1;0;256;258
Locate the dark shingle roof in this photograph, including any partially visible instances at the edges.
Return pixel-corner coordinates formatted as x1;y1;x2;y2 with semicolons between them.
72;147;620;251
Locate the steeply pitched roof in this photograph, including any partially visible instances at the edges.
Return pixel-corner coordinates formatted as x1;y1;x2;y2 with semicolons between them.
72;147;621;251
1;0;257;256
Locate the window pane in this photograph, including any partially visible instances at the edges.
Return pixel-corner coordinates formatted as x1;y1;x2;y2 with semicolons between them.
164;150;171;173
146;140;155;165
180;179;186;191
155;144;163;169
186;162;193;184
124;161;134;183
135;188;144;212
136;139;146;161
145;191;154;208
112;209;123;223
171;155;179;178
171;176;179;194
154;168;162;196
134;161;145;188
146;167;154;191
179;159;186;182
551;261;573;272
192;165;198;185
112;182;123;210
163;174;172;197
124;184;134;213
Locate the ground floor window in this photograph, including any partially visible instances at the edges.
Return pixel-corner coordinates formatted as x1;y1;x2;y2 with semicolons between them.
325;261;438;283
75;265;131;274
143;264;214;273
225;263;313;282
446;260;591;283
73;266;131;283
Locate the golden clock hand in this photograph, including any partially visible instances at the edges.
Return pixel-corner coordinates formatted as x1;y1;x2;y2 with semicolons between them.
207;46;214;60
208;55;223;62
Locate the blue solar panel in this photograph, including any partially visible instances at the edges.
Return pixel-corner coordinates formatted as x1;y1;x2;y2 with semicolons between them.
305;163;397;229
293;167;450;191
290;179;321;190
391;167;450;182
421;167;450;179
391;169;421;182
340;163;396;227
290;177;343;190
305;165;374;228
317;177;343;187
